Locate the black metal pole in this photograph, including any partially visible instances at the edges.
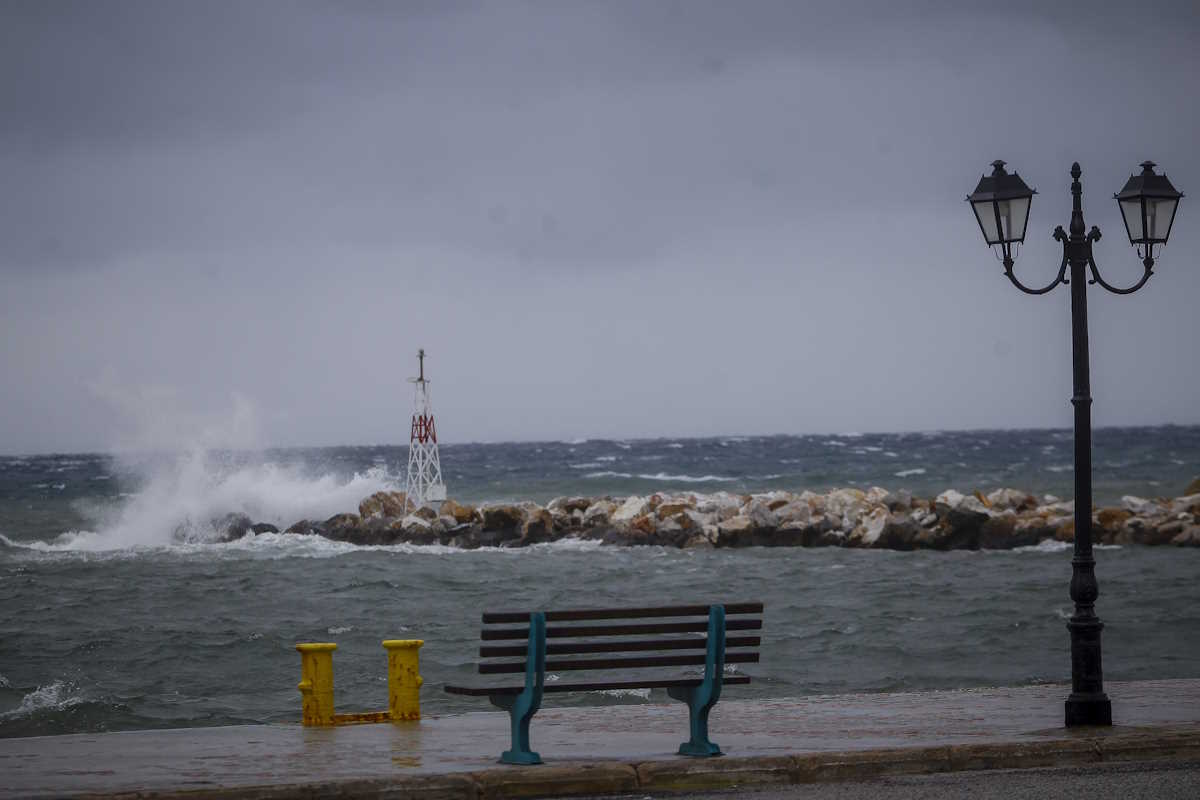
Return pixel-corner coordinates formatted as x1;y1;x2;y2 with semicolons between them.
1063;163;1112;727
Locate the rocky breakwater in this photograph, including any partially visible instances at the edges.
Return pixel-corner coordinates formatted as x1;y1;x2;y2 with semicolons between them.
219;480;1200;550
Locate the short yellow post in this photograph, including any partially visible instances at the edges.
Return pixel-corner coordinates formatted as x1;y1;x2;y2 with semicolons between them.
296;643;338;726
382;639;424;721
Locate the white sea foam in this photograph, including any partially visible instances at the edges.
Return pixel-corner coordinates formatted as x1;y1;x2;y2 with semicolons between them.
894;468;926;477
825;441;847;447
584;471;634;479
0;681;85;720
666;443;684;449
18;448;397;553
1045;465;1072;473
578;470;729;482
327;625;354;635
636;473;735;483
1014;540;1071;553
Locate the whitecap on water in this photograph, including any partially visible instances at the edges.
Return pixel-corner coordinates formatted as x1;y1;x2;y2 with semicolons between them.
15;448;399;553
1014;540;1072;553
636;473;735;483
0;681;85;720
894;468;926;477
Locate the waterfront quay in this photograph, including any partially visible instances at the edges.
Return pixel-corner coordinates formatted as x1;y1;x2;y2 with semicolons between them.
1;679;1198;798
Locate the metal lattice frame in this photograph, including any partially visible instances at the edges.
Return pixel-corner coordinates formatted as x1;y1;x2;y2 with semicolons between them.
405;349;446;509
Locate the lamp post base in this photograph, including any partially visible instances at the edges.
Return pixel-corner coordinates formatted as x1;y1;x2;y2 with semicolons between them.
1065;693;1112;727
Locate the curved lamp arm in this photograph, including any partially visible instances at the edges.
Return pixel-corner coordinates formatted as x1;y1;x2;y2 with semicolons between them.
1085;227;1155;295
1002;226;1069;295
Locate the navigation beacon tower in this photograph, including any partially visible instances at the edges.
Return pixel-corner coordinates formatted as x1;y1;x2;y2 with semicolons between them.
405;348;446;509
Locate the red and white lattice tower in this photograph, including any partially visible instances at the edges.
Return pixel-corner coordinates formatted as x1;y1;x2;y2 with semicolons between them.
405;348;446;509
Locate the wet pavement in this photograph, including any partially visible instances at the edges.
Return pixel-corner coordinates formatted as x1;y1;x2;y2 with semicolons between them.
1;679;1198;798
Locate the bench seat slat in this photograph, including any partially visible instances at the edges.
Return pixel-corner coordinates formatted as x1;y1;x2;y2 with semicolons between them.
479;651;759;674
482;602;763;624
481;618;761;640
444;675;752;697
480;635;761;658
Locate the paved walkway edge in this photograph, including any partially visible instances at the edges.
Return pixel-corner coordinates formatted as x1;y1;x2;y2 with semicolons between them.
91;725;1200;800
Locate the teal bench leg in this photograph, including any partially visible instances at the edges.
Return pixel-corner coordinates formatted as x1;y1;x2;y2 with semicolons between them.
668;605;726;757
490;612;546;765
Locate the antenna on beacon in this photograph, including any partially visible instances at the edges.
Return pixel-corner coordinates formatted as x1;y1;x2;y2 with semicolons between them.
405;348;446;510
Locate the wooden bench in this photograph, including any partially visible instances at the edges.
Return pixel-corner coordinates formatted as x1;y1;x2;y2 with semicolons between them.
444;602;763;764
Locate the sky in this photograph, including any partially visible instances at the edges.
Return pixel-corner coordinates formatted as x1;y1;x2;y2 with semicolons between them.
2;0;1198;454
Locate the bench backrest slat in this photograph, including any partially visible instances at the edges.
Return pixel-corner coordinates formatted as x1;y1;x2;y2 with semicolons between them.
481;618;761;640
472;602;762;683
482;602;763;624
479;651;759;674
480;635;761;659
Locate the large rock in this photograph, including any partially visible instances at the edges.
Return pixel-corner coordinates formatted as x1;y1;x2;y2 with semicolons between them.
1096;507;1132;531
874;516;920;550
1013;516;1059;546
714;516;754;547
826;488;868;518
548;496;592;514
359;491;408;519
520;508;558;544
883;489;913;512
1121;495;1163;516
986;488;1037;512
213;513;254;542
1169;494;1200;516
696;492;744;517
1172;526;1200;547
1185;478;1200;496
978;514;1041;549
397;515;437;545
656;500;697;519
935;489;989;516
849;507;890;547
439;499;477;525
284;519;318;535
481;505;525;531
1144;520;1186;546
775;501;813;528
582;500;616;527
612;496;650;525
741;497;778;530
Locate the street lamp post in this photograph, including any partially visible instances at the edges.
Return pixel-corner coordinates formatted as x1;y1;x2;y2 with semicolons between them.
966;160;1183;727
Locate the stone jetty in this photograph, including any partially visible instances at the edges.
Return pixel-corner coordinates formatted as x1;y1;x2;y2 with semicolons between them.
221;480;1200;550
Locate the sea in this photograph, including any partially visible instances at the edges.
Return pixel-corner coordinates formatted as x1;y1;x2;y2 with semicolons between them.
2;426;1199;739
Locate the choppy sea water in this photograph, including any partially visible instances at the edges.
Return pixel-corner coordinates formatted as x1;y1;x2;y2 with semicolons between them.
1;426;1198;738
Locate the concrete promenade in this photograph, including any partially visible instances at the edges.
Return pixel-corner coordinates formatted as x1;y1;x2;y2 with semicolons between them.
1;679;1198;798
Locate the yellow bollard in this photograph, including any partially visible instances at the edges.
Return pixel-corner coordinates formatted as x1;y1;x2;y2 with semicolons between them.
382;639;424;721
296;643;338;726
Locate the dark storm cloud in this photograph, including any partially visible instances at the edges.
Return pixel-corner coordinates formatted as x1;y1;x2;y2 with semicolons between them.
2;1;1199;453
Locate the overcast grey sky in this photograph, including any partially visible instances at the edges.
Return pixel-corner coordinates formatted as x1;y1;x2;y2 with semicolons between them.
2;0;1198;454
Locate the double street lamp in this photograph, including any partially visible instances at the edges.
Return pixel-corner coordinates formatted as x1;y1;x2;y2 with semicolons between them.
967;160;1183;727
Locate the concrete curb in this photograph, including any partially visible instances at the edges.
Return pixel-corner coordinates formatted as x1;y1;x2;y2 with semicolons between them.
83;726;1200;800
